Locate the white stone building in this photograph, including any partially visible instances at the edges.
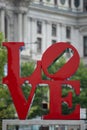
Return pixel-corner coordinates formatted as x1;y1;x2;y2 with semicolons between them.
0;0;87;63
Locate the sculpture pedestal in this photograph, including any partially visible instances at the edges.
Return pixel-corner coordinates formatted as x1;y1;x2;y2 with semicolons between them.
2;119;85;130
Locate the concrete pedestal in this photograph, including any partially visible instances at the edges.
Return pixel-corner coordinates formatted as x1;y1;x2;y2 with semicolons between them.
2;119;85;130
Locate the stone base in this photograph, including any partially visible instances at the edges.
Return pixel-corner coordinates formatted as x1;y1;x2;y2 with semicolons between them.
2;119;85;130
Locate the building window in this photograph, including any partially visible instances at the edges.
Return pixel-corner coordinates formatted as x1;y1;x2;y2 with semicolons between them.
52;24;57;37
74;0;80;8
65;42;70;53
37;21;42;34
84;0;87;11
66;26;71;39
65;42;72;57
83;36;87;56
5;16;8;39
40;0;43;4
37;37;42;52
54;0;57;5
69;0;71;8
52;40;56;44
60;0;65;5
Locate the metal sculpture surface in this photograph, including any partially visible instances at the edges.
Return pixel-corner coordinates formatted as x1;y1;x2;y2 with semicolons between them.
2;42;80;120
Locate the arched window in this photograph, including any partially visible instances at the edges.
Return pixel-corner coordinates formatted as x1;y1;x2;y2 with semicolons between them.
74;0;80;8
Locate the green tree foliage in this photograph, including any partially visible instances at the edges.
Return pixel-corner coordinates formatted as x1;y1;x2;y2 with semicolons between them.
0;33;7;81
8;56;87;127
0;35;87;126
0;33;15;129
72;61;87;109
21;61;35;77
71;61;87;89
20;56;87;118
53;57;87;115
48;56;66;74
21;62;49;119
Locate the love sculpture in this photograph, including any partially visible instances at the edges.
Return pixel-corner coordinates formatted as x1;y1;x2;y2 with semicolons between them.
2;42;80;120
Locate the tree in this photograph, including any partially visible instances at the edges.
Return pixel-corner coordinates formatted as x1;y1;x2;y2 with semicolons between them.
71;61;87;111
48;57;87;115
0;33;7;81
0;37;87;126
0;33;15;129
20;56;87;118
21;61;49;119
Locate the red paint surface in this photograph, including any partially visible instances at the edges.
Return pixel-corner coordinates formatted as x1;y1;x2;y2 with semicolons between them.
2;42;80;120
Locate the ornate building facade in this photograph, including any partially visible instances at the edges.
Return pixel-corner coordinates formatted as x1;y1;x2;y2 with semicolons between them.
0;0;87;63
